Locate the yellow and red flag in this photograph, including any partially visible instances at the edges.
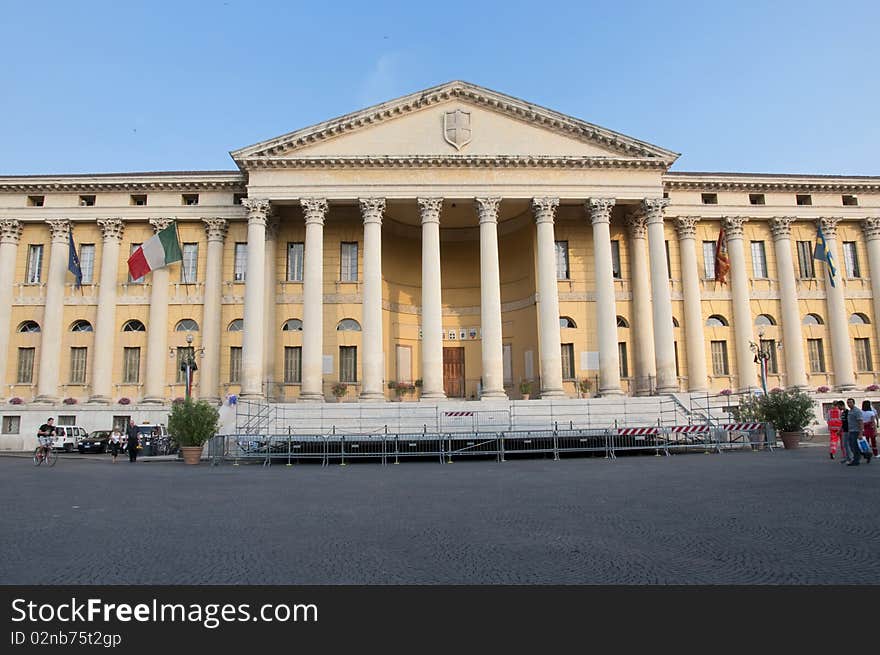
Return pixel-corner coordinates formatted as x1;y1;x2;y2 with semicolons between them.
715;227;730;284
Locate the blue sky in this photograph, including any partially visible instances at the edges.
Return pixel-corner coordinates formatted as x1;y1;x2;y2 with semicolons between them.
2;0;878;175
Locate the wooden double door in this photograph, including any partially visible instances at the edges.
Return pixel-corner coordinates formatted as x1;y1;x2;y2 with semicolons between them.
443;347;465;398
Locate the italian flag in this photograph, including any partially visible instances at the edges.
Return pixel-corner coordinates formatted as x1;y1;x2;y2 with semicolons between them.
127;223;182;280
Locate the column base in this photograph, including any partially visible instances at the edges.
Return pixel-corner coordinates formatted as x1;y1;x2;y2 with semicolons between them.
419;392;446;401
686;387;708;394
657;386;679;394
480;390;508;400
599;388;624;397
87;395;111;405
141;396;166;405
201;396;221;405
240;393;265;401
540;389;566;398
32;395;59;405
835;384;857;392
359;392;385;402
298;393;325;403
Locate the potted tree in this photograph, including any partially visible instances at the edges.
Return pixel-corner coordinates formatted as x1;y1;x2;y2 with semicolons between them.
332;382;348;402
754;388;815;450
519;380;533;400
577;378;592;398
167;398;219;465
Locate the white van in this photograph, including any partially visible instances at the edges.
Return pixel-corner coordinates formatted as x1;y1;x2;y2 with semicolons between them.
52;426;88;452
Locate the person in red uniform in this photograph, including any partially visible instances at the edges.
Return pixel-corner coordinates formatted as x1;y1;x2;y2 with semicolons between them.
827;401;843;460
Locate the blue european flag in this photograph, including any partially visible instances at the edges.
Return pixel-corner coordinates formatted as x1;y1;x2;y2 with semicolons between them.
813;225;837;288
68;229;83;289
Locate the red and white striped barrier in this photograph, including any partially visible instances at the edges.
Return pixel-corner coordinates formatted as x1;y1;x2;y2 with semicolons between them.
443;411;474;417
616;427;659;435
719;423;763;431
669;425;710;433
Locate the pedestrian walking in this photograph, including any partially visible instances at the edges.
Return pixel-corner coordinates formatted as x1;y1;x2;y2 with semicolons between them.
109;429;122;463
126;419;140;463
845;398;868;467
827;401;843;459
839;400;852;464
861;400;878;457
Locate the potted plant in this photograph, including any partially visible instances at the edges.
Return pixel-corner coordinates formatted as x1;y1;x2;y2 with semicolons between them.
577;378;591;398
167;398;219;465
754;388;815;450
63;397;78;405
866;384;879;392
519;380;533;400
332;382;348;402
118;397;131;405
816;385;830;394
9;397;24;405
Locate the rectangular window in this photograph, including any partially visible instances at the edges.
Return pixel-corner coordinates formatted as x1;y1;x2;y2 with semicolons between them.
855;338;873;372
284;346;302;384
27;195;44;207
79;195;95;207
122;347;140;384
181;243;198;283
233;242;247;281
182;193;199;206
610;240;622;279
710;340;729;376
57;416;75;426
233;193;247;205
808;338;826;373
555;240;569;280
750;241;768;278
69;347;87;384
176;347;195;384
702;241;716;279
760;339;779;374
340;346;357;383
340;242;358;282
286;242;304;282
749;193;766;205
701;193;718;205
665;240;672;279
618;342;629;378
130;194;147;206
561;343;575;380
128;243;143;283
78;244;95;284
797;241;815;278
2;416;20;434
796;194;812;206
674;341;680;377
395;345;412;383
842;194;859;206
17;347;35;384
229;347;242;384
26;244;43;284
112;416;130;432
843;242;860;278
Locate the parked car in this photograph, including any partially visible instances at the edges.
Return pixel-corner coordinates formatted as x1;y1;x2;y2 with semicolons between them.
78;430;111;454
51;426;88;452
128;423;176;455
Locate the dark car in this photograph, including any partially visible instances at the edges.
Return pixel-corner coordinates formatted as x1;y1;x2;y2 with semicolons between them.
78;430;111;454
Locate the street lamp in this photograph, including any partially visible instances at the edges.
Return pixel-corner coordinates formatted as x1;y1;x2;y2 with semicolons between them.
180;333;203;402
749;330;781;395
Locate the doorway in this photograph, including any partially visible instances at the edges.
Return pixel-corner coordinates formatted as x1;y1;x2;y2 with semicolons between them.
443;347;465;398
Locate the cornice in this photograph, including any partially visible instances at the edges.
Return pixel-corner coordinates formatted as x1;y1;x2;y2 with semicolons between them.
0;172;246;194
235;155;669;171
664;172;880;193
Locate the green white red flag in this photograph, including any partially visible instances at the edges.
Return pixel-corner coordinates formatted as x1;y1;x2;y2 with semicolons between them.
127;223;182;280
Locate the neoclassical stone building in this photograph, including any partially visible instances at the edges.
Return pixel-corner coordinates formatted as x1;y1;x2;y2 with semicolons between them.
1;80;879;411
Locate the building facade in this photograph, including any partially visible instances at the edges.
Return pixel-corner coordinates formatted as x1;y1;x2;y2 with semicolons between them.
1;81;879;415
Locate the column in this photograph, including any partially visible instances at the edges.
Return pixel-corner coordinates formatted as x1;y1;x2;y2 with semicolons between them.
200;217;227;403
300;198;327;401
142;217;174;404
360;198;385;401
862;217;880;377
770;216;808;389
723;216;757;392
588;198;622;396
819;217;855;390
644;198;677;393
627;209;656;395
0;220;22;401
674;216;708;392
34;219;70;404
263;218;279;400
88;218;124;404
240;199;270;399
418;197;446;400
476;197;507;399
533;197;564;397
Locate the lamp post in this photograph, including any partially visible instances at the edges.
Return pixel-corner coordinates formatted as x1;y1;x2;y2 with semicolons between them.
749;330;781;395
180;333;203;402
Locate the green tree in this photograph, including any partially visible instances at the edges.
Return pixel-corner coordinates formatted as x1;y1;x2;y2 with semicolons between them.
168;399;220;447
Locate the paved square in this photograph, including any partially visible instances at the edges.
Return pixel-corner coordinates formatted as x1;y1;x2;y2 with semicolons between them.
2;449;878;584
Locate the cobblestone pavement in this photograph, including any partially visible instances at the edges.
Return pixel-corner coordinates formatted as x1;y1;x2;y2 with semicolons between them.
2;449;878;584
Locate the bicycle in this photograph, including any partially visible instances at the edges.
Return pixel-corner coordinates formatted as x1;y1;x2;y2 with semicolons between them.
33;438;57;467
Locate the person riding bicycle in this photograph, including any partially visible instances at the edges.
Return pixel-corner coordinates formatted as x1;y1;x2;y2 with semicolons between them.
36;417;56;459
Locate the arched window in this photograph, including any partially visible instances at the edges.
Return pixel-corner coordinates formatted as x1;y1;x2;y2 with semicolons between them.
70;320;93;332
17;320;40;333
122;319;146;332
559;317;577;328
672;317;680;328
227;319;244;332
850;313;871;325
616;316;629;328
706;315;729;327
336;319;361;331
803;313;824;326
175;319;199;332
755;314;776;326
282;319;303;331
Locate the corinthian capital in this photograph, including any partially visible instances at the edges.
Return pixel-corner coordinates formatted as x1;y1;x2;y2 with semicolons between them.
816;217;840;239
532;197;559;225
673;216;700;240
202;217;228;242
97;218;125;242
475;197;501;224
587;198;615;226
45;219;70;243
359;198;386;226
301;198;328;226
642;197;668;225
0;219;23;245
769;216;794;240
418;197;443;225
862;216;880;241
242;198;272;226
722;216;747;240
149;217;175;233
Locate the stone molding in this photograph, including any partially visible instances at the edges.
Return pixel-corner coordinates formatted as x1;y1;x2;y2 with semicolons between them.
241;198;272;226
300;198;328;226
97;218;124;242
532;197;559;225
0;219;23;244
626;210;648;239
0;174;245;194
359;198;385;225
148;217;175;233
236;155;669;170
418;198;443;225
673;216;699;240
642;197;669;225
769;216;794;240
862;216;880;241
816;217;840;240
664;173;880;193
45;219;70;243
475;197;502;224
722;215;747;240
202;217;228;242
587;198;615;226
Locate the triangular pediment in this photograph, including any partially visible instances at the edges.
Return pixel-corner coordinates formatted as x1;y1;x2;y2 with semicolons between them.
231;81;678;168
